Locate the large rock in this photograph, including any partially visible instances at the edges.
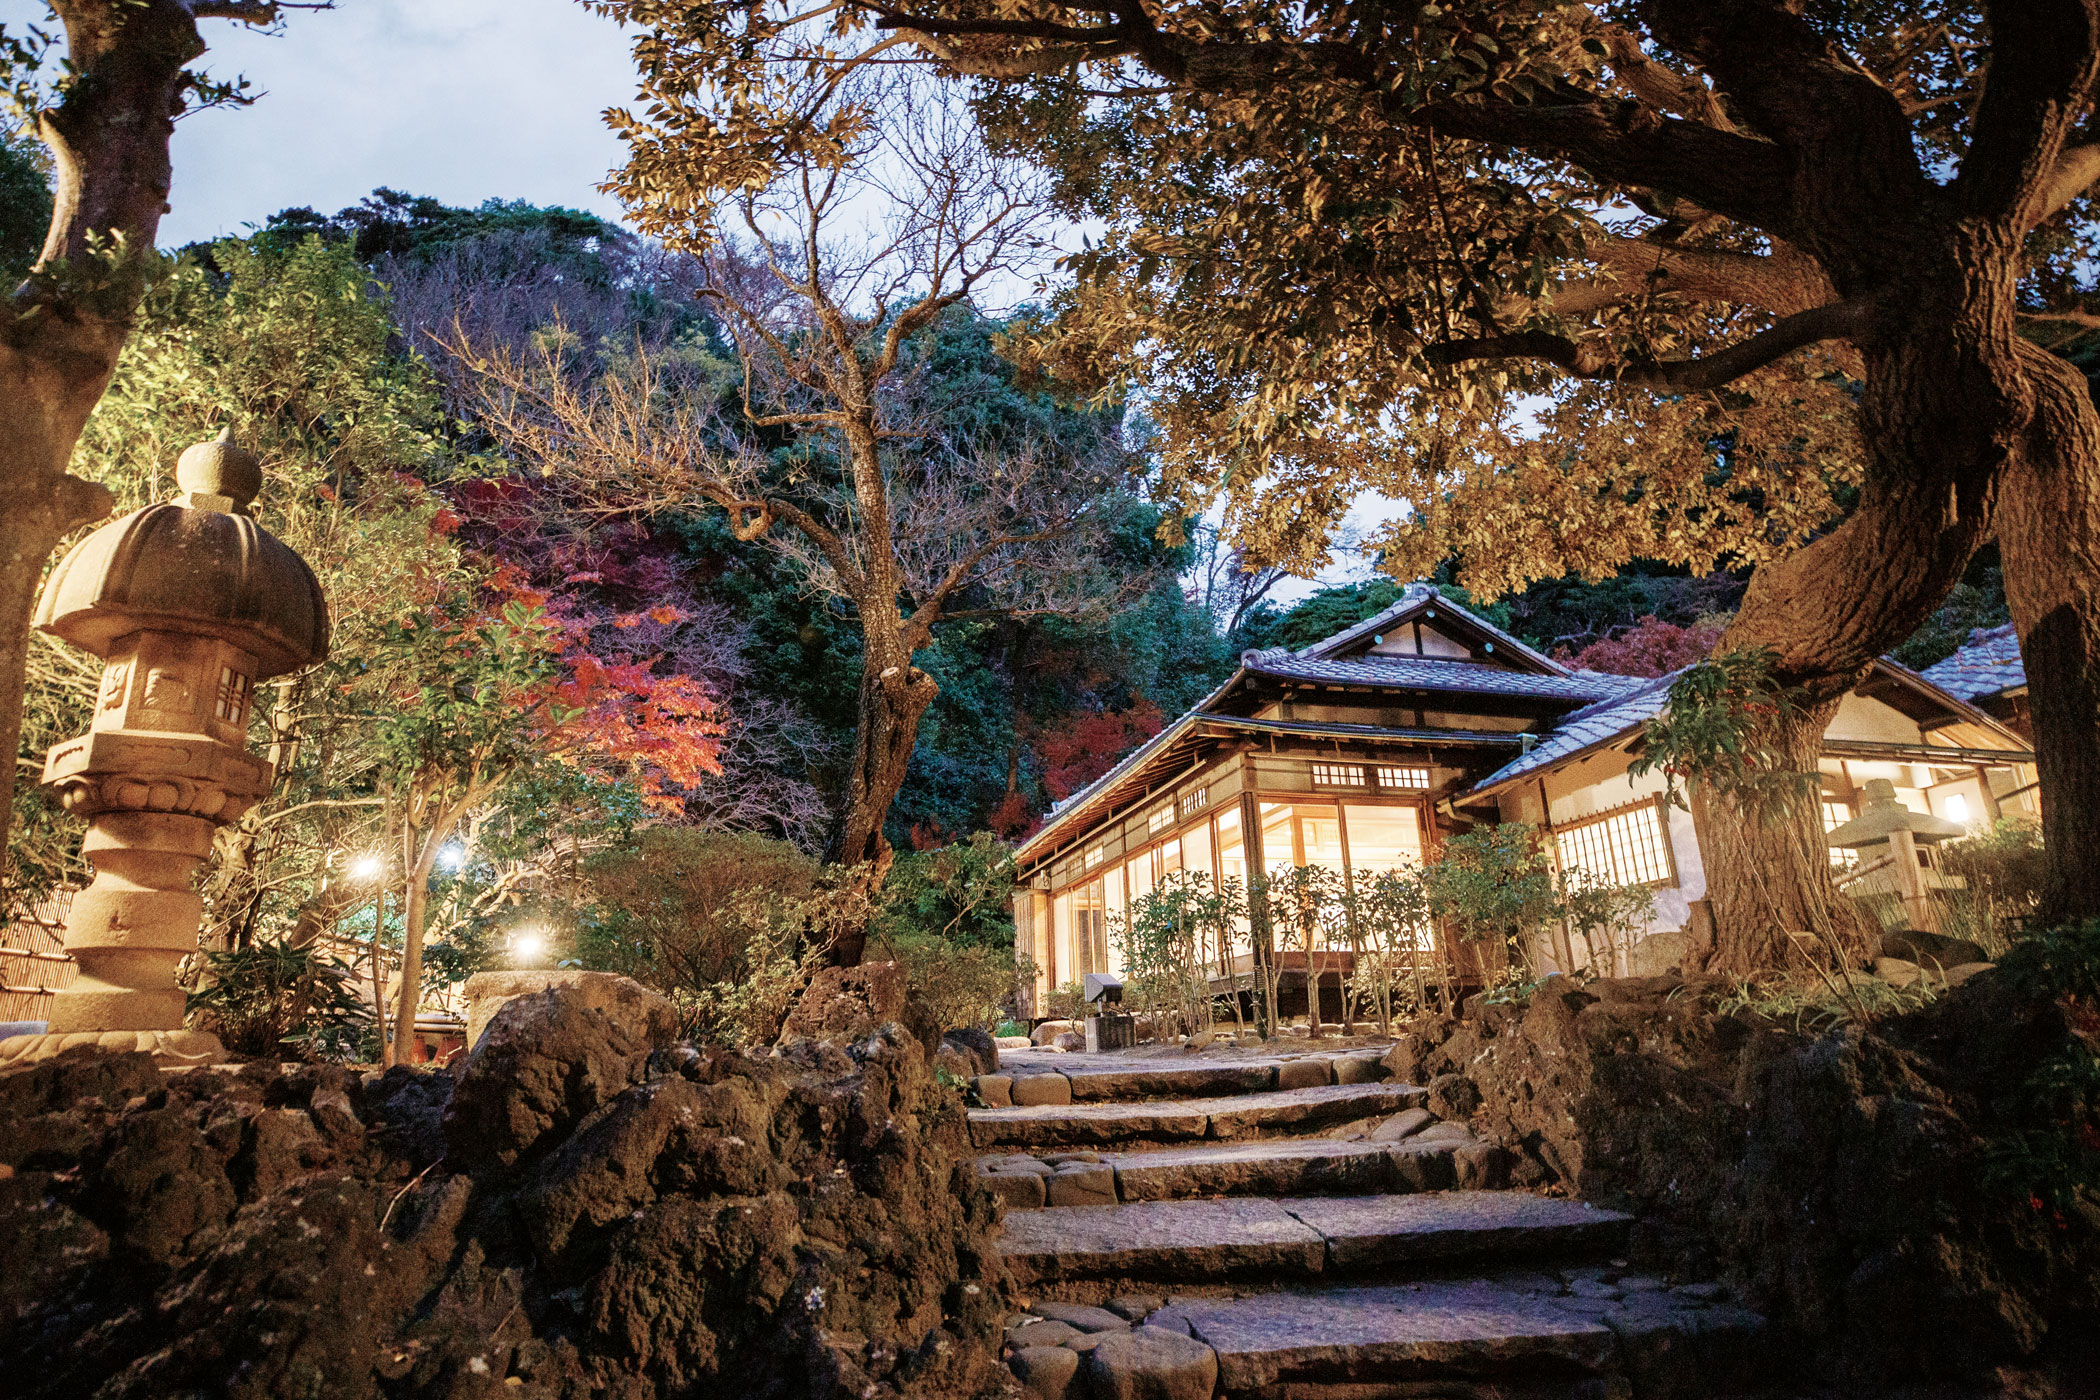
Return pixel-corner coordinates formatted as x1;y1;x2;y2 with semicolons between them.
777;961;908;1042
1879;928;1990;970
1009;1345;1081;1399
1082;1324;1218;1400
0;1028;1014;1400
442;988;660;1176
462;969;676;1050
941;1026;999;1075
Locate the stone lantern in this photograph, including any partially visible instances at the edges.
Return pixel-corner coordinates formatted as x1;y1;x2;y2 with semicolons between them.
1828;778;1968;932
0;430;328;1068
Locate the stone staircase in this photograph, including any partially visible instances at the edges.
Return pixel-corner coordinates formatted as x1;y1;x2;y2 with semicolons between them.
971;1044;1762;1400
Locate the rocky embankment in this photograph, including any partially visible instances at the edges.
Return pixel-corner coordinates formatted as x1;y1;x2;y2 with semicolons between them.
0;987;1014;1399
1404;960;2100;1394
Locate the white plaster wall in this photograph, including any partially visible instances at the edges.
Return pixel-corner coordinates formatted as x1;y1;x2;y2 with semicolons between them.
1826;693;1925;744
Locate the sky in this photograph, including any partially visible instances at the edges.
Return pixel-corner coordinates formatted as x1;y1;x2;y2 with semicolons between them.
154;0;639;247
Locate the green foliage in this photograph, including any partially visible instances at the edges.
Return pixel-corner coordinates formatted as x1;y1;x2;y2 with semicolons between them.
1934;817;2049;953
1419;823;1559;979
877;832;1017;949
1116;869;1236;1036
1980;922;2100;1218
682;873;876;1044
1630;648;1819;818
186;941;368;1060
876;929;1019;1033
1344;866;1443;1030
0;117;50;278
1710;967;1941;1035
1557;869;1658;976
256;187;626;270
575;827;820;993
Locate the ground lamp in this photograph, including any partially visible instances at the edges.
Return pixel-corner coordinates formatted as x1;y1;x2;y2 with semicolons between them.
0;431;328;1069
1827;778;1968;933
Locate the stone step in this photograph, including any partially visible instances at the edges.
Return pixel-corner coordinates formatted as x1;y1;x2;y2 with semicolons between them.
979;1134;1479;1206
987;1048;1392;1108
1143;1277;1764;1398
970;1081;1424;1149
997;1190;1631;1285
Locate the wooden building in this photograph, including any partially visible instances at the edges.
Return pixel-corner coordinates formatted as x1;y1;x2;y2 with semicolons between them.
1009;586;2037;1012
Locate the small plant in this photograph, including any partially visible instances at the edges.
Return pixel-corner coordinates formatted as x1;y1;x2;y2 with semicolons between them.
875;929;1020;1032
1557;868;1658;977
1343;866;1442;1035
1935;816;2047;953
1263;863;1347;1035
187;940;369;1059
1116;870;1230;1040
1630;647;1819;819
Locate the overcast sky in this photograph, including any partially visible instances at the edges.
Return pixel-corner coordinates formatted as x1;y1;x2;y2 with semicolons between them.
155;0;639;246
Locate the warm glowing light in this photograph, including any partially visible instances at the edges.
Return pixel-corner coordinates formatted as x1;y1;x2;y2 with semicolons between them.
349;854;383;881
438;844;465;871
510;928;547;963
1945;794;1970;824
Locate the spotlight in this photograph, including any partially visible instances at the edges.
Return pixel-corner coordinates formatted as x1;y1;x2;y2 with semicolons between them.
349;854;383;881
511;928;547;963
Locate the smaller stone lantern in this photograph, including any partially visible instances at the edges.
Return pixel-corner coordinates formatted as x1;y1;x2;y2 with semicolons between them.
1828;778;1969;932
0;430;329;1068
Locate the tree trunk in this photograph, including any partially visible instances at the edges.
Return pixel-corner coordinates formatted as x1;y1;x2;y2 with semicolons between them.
1695;226;2032;971
0;439;114;898
1997;342;2100;926
822;628;939;963
1689;695;1875;976
387;831;443;1068
1;0;212;882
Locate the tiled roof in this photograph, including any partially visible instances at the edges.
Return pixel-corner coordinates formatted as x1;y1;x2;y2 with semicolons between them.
1297;584;1569;675
1465;673;1679;796
1242;648;1634;703
1918;624;2025;703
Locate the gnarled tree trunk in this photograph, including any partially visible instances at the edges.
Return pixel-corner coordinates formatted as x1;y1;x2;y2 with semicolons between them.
823;628;940;963
1997;343;2100;926
1690;695;1877;976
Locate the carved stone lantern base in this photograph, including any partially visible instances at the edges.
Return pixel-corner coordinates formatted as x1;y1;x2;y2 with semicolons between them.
0;1028;227;1069
0;808;230;1069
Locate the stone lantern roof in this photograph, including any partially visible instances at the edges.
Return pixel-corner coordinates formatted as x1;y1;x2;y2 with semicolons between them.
32;430;329;677
1827;778;1969;849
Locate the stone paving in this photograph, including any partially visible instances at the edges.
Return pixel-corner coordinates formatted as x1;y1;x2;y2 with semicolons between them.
975;1041;1764;1399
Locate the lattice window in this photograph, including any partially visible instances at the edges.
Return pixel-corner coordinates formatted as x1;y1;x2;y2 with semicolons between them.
1823;802;1858;867
1375;765;1431;790
1555;800;1674;887
1311;762;1366;787
1084;846;1104;870
1178;786;1209;820
1147;806;1172;834
215;666;251;725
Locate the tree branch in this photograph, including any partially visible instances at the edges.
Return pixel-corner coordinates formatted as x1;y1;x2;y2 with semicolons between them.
1953;0;2100;225
1425;298;1868;390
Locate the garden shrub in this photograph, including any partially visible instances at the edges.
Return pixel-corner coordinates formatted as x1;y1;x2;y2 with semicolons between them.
187;941;369;1059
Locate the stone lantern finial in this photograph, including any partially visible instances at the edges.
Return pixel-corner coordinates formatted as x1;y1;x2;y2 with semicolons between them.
0;430;330;1070
175;425;263;514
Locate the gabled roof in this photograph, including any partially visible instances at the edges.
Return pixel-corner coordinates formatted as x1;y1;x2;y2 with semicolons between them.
1461;673;1679;801
1242;649;1631;703
1297;583;1569;675
1458;656;2033;806
1919;624;2025;703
